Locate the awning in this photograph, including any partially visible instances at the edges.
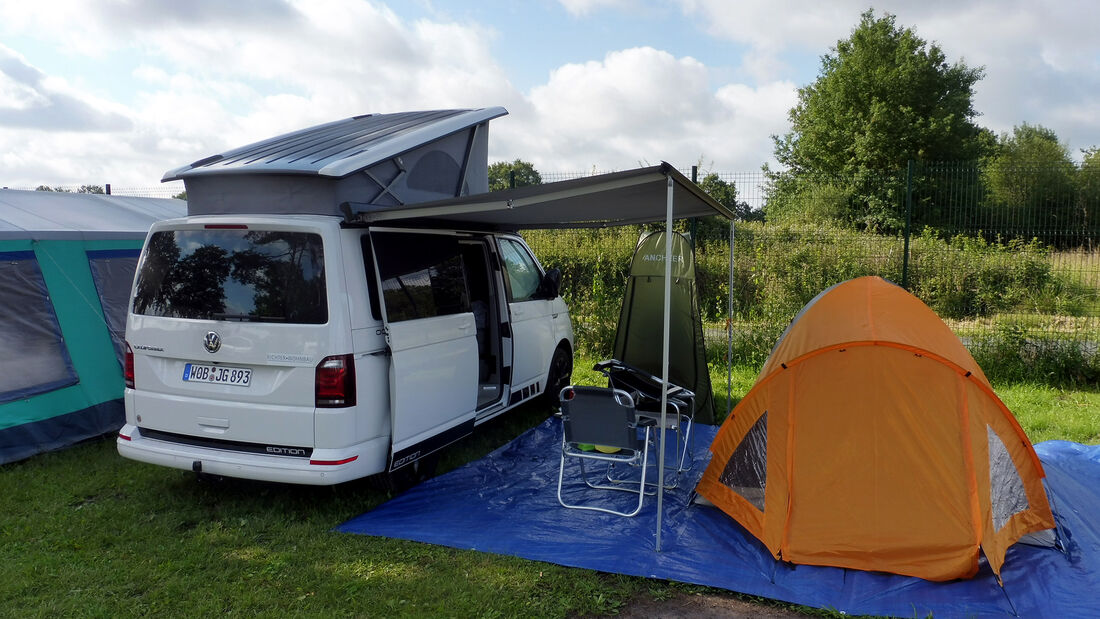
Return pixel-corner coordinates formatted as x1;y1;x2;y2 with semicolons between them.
346;162;733;230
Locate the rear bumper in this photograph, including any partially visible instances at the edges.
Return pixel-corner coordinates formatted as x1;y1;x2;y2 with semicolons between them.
116;424;388;485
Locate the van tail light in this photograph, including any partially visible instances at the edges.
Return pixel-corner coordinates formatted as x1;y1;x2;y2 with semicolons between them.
316;354;356;408
124;342;135;389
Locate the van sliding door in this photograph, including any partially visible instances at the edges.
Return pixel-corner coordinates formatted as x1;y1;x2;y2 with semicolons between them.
369;230;478;470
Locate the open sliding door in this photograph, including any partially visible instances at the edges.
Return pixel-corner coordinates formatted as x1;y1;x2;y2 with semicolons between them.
369;230;479;470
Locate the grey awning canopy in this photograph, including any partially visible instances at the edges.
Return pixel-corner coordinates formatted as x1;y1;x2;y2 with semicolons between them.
348;162;733;230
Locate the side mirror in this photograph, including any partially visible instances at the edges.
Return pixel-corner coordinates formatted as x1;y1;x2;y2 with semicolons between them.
538;268;562;299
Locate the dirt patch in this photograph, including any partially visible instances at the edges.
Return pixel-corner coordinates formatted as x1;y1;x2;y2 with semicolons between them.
613;590;812;618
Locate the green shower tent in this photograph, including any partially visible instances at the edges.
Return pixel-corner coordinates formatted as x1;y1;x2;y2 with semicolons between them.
0;189;186;464
613;230;715;423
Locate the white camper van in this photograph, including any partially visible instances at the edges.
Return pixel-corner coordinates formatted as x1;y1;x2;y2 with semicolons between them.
116;108;573;485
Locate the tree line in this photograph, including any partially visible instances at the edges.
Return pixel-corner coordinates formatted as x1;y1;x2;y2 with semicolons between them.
492;9;1099;247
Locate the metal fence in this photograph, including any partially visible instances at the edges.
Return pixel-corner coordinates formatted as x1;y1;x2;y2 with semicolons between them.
531;163;1099;382
2;183;184;199
14;165;1098;381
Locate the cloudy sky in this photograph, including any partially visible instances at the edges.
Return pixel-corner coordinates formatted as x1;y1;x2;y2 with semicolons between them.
1;0;1097;192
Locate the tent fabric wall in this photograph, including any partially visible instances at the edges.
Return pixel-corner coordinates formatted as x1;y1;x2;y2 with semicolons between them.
612;231;715;423
0;189;186;464
696;276;1054;581
0;239;144;464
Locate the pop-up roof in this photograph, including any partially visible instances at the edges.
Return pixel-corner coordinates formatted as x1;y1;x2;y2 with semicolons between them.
165;107;507;217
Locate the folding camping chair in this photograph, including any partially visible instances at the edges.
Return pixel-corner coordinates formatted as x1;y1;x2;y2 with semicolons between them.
557;386;652;517
594;359;696;480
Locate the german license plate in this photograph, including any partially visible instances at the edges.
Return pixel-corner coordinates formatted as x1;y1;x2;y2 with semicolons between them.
183;363;252;387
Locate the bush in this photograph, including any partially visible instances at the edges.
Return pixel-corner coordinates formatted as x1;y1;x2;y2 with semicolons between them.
525;223;1096;386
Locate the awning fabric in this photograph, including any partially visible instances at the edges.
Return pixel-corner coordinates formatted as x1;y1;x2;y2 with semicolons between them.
348;163;733;230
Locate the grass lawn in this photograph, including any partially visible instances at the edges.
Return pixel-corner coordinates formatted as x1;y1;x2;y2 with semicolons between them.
1;359;1096;617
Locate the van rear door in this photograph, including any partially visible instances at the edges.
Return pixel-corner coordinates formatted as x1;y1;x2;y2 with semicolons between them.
128;224;329;448
369;230;478;469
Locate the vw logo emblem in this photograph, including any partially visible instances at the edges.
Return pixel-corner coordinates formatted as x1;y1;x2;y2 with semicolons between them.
203;331;222;354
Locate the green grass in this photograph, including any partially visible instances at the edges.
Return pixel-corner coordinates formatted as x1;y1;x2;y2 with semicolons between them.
1;362;1096;617
998;383;1100;444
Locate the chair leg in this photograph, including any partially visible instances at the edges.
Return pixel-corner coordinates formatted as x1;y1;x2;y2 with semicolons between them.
676;416;695;473
557;432;650;518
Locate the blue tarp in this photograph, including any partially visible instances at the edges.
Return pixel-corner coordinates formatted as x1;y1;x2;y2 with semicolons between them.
337;417;1100;617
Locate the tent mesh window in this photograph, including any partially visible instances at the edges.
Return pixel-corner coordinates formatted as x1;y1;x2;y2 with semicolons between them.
988;425;1030;531
0;251;78;403
87;250;140;369
718;411;768;510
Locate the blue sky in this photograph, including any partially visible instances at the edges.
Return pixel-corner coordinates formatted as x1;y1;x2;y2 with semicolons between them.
0;0;1097;190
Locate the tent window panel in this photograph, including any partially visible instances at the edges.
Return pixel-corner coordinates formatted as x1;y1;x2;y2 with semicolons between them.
0;252;78;403
718;411;768;510
988;425;1030;531
87;250;140;369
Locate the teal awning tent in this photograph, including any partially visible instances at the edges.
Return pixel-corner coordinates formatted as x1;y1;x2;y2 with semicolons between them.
0;190;186;464
613;231;715;424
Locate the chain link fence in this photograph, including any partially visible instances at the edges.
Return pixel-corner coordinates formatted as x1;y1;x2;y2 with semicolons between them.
530;164;1099;385
2;183;185;199
12;165;1097;383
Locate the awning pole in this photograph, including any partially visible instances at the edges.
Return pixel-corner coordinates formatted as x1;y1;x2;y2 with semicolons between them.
656;176;673;551
727;219;735;413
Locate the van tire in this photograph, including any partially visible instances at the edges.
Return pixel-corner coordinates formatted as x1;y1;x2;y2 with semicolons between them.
543;344;573;407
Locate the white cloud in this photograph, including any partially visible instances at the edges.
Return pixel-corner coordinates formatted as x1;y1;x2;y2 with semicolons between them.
675;0;1100;158
557;0;634;17
494;47;795;173
2;0;1098;189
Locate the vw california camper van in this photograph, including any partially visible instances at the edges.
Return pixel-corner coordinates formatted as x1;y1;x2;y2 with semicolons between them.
116;108;574;485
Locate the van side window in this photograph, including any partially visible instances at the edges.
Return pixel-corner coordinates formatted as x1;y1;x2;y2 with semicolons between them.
372;232;470;322
498;238;541;302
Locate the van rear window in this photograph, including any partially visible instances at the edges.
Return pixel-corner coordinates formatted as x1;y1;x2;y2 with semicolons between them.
132;230;327;324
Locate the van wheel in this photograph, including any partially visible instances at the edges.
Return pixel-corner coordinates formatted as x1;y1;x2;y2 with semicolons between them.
543;345;573;407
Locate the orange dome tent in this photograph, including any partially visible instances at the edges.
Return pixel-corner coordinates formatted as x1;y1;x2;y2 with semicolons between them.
696;276;1055;581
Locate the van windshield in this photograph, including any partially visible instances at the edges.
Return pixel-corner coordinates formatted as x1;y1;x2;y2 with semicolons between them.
132;229;327;324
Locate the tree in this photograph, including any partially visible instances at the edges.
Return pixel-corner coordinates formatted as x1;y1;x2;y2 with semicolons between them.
1082;148;1100;247
985;124;1075;205
488;159;541;192
77;185;105;194
768;10;988;230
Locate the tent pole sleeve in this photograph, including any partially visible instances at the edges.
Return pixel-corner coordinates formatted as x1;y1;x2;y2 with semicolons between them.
657;176;674;552
728;219;734;415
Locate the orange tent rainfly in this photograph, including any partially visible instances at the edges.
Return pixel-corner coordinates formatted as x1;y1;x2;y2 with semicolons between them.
696;276;1055;581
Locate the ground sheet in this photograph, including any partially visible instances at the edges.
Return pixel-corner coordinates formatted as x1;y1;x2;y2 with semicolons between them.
338;417;1100;617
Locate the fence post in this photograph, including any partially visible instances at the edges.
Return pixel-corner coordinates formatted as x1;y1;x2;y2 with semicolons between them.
902;160;913;289
690;166;698;248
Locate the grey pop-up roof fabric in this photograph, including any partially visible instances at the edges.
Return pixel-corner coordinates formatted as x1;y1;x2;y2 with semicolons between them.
167;108;507;217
